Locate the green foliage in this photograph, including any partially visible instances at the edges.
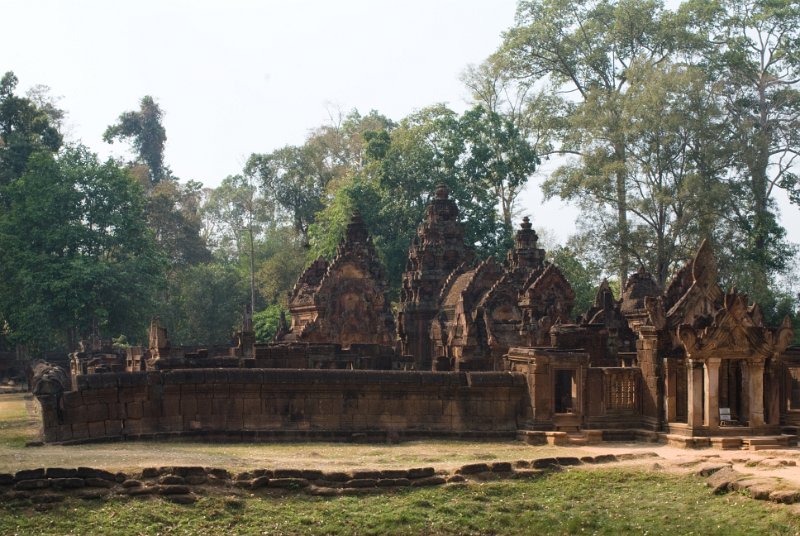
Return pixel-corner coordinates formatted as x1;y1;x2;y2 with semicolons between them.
459;105;539;229
549;244;606;317
499;0;679;284
0;71;62;190
160;262;246;346
245;110;393;246
0;145;164;350
255;226;309;306
253;303;285;343
679;0;800;301
103;95;167;185
148;179;212;270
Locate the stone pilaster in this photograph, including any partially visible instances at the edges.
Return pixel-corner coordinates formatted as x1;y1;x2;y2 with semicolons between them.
687;359;705;429
635;326;661;426
747;359;766;427
663;358;677;423
704;357;721;429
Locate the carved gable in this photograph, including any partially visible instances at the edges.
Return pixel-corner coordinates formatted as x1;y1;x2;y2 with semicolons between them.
278;212;395;348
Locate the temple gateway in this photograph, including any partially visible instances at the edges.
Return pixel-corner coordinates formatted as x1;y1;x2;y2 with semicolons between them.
37;185;796;449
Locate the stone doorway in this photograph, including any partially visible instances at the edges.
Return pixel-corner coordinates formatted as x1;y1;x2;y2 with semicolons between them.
555;369;577;414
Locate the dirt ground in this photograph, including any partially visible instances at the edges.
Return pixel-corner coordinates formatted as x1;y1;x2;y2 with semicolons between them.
4;391;800;493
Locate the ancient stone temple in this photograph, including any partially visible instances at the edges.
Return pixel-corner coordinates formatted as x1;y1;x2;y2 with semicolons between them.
397;184;474;369
33;185;798;449
507;240;795;446
276;211;395;349
429;217;561;371
641;241;795;439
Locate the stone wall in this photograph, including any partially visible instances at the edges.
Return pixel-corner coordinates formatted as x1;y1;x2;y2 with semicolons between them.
37;369;528;444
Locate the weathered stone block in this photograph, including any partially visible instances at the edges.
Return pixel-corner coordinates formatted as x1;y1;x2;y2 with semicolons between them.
105;420;123;436
158;484;190;495
77;468;116;481
45;468;77;479
50;477;85;489
408;467;435;479
456;463;489;475
377;478;411;487
84;478;114;488
88;421;107;438
125;401;143;420
15;479;50;490
72;422;89;439
180;398;197;416
344;478;378;488
162;397;181;417
158;475;186;485
267;478;309;489
15;469;45;481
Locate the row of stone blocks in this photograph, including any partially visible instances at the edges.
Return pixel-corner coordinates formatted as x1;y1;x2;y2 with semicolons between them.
1;453;648;506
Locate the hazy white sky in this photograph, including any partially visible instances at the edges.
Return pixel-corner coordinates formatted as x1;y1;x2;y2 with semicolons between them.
2;0;798;245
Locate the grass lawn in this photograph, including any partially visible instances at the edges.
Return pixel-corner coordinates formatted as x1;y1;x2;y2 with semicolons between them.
2;468;799;535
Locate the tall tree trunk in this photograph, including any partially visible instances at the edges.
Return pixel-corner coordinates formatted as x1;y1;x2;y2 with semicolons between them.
614;142;629;288
248;224;256;317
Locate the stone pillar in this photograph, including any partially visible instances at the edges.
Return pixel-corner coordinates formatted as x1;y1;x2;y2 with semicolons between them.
747;359;766;427
687;359;704;429
635;326;661;427
704;358;721;429
766;361;781;426
663;358;677;423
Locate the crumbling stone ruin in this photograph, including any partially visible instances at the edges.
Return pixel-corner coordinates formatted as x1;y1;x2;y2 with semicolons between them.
276;211;395;349
33;184;797;449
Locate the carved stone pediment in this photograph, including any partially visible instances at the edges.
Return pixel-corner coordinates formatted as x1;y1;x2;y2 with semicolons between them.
664;240;723;329
676;289;789;360
520;264;575;322
278;212;395;348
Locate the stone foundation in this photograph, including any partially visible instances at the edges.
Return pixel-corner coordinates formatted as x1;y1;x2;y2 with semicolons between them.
38;369;529;444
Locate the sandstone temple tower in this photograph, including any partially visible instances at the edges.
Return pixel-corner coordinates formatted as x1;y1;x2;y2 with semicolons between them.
397;184;474;369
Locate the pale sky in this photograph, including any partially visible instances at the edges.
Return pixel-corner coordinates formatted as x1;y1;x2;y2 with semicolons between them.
2;0;798;246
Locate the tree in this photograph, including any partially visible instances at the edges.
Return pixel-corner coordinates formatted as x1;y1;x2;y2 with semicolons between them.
160;262;246;346
147;179;212;271
458;105;539;232
683;0;800;302
548;59;730;286
245;144;330;246
103;95;167;185
0;145;163;350
0;71;62;189
498;0;677;285
245;110;393;246
203;174;272;314
255;226;307;306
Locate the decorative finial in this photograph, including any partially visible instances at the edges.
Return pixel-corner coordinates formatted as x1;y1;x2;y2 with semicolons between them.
521;216;532;230
435;184;449;199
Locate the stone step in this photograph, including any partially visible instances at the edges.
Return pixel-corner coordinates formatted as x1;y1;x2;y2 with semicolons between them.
745;437;783;446
750;444;782;451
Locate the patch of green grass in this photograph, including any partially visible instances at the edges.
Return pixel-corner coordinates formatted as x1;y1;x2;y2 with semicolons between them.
0;393;38;448
1;469;798;535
